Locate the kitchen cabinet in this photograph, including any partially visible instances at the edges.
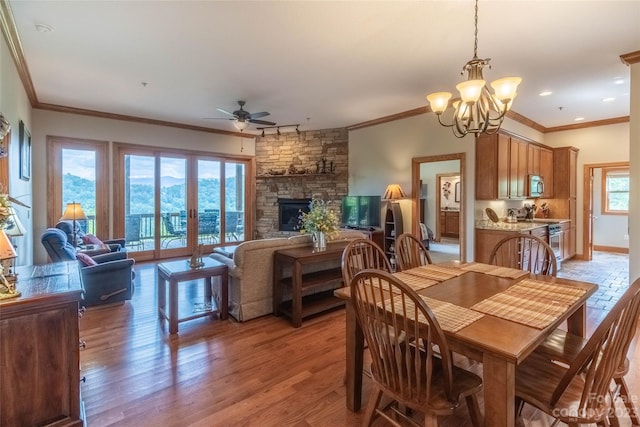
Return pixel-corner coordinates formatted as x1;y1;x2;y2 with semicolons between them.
527;144;541;175
476;132;529;200
475;225;549;264
440;210;460;238
510;136;528;198
539;147;554;198
554;147;578;199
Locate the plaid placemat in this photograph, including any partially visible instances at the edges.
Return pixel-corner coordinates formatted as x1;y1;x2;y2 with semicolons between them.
403;265;466;282
509;279;587;306
459;262;529;279
382;296;484;333
471;278;587;329
393;272;438;292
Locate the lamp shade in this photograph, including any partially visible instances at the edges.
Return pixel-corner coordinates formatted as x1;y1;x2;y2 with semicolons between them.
383;184;408;201
0;230;16;260
3;208;25;237
60;202;87;221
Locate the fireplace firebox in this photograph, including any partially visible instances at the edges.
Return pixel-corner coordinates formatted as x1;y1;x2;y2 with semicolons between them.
278;198;311;231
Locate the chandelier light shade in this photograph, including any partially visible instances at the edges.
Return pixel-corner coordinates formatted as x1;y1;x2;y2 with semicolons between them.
382;184;408;201
426;0;521;138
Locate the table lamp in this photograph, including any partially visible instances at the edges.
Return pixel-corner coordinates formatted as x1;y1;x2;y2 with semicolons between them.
1;207;25;283
382;184;408;201
0;229;20;299
59;202;87;247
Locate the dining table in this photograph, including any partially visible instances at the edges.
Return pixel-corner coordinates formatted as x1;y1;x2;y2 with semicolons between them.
334;261;598;427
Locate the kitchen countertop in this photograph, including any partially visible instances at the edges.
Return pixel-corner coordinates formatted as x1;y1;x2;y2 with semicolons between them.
475;218;570;231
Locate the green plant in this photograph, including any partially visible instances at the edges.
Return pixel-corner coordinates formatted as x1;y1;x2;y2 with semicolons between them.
298;199;339;238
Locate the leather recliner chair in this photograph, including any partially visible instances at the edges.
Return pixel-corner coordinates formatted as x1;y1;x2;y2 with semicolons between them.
41;228;135;306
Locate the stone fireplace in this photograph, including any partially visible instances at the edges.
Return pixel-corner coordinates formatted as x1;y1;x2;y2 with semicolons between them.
255;128;348;239
278;198;311;231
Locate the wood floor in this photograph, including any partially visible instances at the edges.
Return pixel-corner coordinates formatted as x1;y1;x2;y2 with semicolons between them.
80;260;640;427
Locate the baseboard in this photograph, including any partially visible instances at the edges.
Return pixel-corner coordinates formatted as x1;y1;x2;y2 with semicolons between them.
593;245;629;254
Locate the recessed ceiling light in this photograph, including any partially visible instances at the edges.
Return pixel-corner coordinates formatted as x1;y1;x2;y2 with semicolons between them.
574;117;585;122
35;23;53;33
614;78;625;85
539;91;553;97
602;97;615;102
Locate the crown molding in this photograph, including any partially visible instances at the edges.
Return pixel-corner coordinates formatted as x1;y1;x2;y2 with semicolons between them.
620;50;640;65
544;116;629;133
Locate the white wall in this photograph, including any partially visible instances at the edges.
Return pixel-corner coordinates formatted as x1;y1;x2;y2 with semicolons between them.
31;110;255;264
629;60;640;283
544;123;629;255
1;35;33;265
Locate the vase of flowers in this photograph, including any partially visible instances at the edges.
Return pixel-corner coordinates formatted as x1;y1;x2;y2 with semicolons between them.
298;199;339;251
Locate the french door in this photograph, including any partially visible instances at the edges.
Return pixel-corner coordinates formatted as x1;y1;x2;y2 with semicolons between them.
114;144;251;261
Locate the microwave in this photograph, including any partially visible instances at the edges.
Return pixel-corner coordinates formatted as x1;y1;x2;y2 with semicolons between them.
529;175;545;197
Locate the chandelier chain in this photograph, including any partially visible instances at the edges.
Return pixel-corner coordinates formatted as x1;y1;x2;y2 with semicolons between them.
473;0;479;58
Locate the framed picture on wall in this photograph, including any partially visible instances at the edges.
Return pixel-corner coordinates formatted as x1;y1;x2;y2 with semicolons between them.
19;120;31;181
454;181;461;202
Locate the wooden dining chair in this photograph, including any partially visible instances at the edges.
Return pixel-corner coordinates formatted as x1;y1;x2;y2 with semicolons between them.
488;234;557;276
535;278;640;426
341;238;391;286
350;269;483;427
395;233;433;271
515;278;640;426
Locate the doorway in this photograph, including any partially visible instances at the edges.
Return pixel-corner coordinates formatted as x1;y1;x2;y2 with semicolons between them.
582;161;629;260
411;153;465;262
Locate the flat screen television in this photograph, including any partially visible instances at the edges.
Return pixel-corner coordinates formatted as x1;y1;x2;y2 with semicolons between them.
341;196;381;229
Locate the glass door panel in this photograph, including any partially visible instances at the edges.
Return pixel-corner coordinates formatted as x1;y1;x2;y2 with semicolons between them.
61;148;97;238
223;162;245;242
124;154;155;252
196;159;221;247
160;157;187;250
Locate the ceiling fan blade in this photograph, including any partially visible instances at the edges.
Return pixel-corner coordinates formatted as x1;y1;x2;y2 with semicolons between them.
249;119;276;126
248;111;270;119
216;108;237;117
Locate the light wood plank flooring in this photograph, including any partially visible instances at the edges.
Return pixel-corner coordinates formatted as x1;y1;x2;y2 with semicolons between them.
80;258;639;426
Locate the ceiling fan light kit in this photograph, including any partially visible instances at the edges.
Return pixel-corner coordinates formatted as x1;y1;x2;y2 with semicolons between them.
426;0;521;138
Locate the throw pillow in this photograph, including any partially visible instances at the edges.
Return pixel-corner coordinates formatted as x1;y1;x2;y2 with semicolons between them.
82;234;103;246
77;252;98;266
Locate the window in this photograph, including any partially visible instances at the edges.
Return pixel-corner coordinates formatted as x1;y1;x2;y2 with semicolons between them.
602;167;629;214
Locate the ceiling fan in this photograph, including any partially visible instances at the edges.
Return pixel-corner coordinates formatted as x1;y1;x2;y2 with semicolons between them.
208;100;276;131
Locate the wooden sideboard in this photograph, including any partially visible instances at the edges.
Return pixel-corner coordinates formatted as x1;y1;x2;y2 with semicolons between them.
0;262;84;427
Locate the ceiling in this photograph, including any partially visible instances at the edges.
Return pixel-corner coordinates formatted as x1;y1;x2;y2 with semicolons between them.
5;1;640;135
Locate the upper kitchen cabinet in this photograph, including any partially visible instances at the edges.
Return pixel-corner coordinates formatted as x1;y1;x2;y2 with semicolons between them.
553;147;579;199
539;147;554;198
475;132;527;200
528;144;554;198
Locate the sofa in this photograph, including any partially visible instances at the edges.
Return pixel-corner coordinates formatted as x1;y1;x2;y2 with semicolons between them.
210;230;365;322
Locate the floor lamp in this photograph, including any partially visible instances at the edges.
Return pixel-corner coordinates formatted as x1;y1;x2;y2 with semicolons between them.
59;202;87;247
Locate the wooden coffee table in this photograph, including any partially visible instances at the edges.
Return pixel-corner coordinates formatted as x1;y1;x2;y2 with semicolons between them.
157;257;228;334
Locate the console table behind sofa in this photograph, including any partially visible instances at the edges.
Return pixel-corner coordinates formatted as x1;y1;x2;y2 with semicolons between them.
210;230;364;321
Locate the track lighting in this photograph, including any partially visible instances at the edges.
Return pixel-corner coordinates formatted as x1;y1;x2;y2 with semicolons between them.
256;123;301;137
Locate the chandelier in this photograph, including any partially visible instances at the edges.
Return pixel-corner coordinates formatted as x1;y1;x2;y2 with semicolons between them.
426;0;521;138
